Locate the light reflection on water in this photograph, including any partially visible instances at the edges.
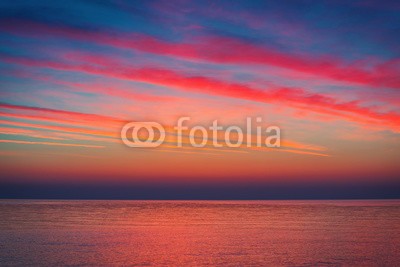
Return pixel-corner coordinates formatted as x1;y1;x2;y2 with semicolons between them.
0;200;399;266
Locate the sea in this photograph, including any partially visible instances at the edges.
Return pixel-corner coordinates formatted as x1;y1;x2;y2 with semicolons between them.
0;200;399;266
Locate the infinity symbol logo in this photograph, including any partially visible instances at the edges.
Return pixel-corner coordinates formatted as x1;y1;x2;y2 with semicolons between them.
121;122;166;147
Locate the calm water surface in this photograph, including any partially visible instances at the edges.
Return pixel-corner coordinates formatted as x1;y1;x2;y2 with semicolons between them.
0;200;399;266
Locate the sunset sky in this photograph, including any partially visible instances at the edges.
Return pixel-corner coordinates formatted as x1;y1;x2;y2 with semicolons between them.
0;0;399;198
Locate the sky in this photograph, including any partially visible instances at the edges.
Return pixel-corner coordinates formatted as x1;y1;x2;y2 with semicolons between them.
0;0;399;199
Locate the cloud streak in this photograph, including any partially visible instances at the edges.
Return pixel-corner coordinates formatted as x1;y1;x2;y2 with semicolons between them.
0;139;104;148
4;54;399;132
2;19;399;89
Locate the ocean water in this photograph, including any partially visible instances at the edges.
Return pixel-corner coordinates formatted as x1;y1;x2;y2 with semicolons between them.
0;200;399;266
